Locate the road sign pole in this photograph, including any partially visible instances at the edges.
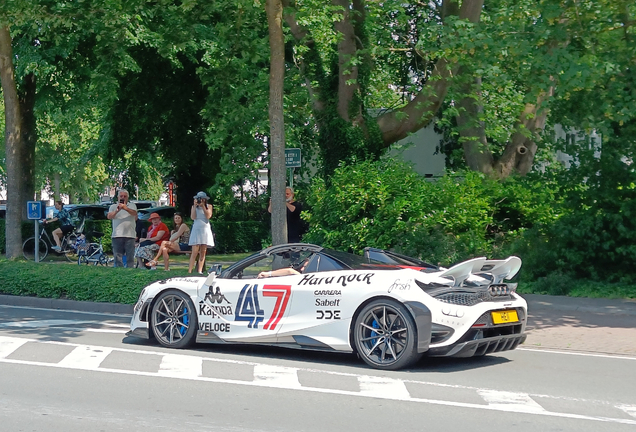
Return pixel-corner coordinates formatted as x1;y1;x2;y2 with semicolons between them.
289;168;294;190
34;220;40;263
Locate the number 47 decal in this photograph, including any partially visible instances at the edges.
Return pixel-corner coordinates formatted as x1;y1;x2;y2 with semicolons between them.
235;284;291;330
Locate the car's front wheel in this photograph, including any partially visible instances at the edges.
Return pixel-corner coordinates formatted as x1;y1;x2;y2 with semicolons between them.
353;299;422;370
151;290;197;349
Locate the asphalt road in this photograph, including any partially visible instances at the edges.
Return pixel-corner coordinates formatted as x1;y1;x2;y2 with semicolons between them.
0;296;635;432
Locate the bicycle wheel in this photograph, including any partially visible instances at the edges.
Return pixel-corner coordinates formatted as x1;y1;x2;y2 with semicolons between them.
23;237;48;261
62;234;79;262
97;253;111;267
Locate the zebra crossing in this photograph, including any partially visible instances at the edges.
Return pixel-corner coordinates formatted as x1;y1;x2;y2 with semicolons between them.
1;334;635;425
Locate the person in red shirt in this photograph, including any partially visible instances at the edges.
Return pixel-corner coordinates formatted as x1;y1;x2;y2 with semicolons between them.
134;213;169;269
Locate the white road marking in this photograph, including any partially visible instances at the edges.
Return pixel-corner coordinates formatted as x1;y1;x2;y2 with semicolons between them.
0;319;93;328
82;328;128;334
0;336;29;359
518;347;636;361
358;375;411;400
0;304;130;318
618;405;636;418
0;335;634;426
478;390;546;414
158;354;202;378
253;364;301;388
59;345;112;369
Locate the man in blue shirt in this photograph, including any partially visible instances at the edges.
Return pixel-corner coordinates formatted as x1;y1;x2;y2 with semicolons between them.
44;201;75;251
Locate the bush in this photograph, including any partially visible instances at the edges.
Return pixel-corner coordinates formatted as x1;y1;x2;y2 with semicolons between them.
302;159;560;266
0;259;174;304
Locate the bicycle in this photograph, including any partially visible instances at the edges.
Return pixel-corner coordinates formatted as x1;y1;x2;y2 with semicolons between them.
22;219;85;262
77;231;112;266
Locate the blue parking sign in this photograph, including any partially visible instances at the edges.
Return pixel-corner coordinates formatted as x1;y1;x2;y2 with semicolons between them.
27;201;44;220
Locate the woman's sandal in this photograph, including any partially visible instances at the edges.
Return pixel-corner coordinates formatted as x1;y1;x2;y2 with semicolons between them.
148;260;158;267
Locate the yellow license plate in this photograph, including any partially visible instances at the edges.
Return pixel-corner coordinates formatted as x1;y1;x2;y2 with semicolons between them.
491;310;519;324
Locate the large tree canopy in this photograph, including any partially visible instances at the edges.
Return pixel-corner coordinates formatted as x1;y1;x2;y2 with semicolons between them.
2;0;635;259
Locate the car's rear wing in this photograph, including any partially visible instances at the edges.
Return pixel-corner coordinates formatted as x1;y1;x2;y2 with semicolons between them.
434;256;522;286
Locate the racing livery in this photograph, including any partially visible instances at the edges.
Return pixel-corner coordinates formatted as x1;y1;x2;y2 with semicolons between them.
127;243;527;370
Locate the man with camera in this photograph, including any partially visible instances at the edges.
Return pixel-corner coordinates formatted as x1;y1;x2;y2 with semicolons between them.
107;189;138;268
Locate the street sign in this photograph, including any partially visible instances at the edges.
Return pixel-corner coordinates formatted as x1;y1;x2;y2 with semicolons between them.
285;148;302;168
27;201;46;220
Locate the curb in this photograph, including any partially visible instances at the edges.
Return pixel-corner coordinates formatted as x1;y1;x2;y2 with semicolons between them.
0;294;133;315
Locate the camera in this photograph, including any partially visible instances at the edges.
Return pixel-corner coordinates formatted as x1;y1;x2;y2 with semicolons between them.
196;198;202;204
119;199;125;204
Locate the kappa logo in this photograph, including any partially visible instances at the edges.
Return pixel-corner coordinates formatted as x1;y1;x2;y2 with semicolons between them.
235;284;292;330
205;286;231;304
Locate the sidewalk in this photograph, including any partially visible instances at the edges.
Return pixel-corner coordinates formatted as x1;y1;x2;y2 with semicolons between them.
1;293;635;356
524;294;636;356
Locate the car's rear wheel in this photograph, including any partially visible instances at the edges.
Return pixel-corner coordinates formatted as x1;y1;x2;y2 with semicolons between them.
353;299;422;370
151;290;197;348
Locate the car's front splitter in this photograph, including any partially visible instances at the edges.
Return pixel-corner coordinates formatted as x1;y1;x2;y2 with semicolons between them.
126;327;149;339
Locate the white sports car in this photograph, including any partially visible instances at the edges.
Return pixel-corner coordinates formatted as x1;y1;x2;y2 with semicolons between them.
127;243;527;370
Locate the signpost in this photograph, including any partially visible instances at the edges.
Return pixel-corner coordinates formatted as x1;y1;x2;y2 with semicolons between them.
285;148;302;189
27;201;46;263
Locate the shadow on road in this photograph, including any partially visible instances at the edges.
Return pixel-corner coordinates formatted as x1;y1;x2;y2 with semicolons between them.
121;335;512;373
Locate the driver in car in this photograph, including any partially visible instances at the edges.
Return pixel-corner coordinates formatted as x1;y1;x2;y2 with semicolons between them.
258;258;309;278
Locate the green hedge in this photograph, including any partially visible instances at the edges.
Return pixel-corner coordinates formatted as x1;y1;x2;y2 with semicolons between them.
212;221;269;254
0;259;186;304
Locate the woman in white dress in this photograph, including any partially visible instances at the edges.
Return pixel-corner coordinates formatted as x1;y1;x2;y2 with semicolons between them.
189;191;214;274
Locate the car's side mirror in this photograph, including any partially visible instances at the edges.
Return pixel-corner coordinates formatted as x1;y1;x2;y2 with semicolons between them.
208;264;223;276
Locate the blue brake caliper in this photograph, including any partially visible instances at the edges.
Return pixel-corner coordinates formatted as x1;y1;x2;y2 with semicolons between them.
370;319;379;347
180;306;189;336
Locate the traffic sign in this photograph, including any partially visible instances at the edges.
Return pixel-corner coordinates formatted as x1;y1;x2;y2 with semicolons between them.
27;201;46;220
285;148;302;168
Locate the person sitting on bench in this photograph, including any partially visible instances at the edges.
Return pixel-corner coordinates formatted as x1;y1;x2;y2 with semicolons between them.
148;212;191;271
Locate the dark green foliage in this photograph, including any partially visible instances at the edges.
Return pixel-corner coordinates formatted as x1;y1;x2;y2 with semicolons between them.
107;46;221;213
212;221;270;254
303;159;561;266
0;260;171;304
318;109;385;180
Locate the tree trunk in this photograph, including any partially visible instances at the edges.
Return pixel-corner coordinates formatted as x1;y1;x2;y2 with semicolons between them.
494;87;554;178
0;26;25;259
20;72;37;211
456;77;494;174
266;0;288;245
376;0;485;145
333;0;362;124
54;172;61;202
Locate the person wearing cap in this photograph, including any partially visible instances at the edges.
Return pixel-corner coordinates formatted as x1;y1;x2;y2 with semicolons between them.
189;191;214;274
107;189;138;268
134;212;170;269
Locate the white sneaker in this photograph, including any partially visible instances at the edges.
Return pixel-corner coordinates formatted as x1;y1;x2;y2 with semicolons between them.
149;266;157;271
51;246;61;251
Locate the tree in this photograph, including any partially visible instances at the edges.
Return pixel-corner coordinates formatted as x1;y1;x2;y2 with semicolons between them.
282;0;486;177
279;0;635;180
0;26;26;258
266;0;288;245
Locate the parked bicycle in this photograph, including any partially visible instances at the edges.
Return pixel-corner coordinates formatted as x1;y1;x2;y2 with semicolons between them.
77;231;112;266
22;219;85;262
